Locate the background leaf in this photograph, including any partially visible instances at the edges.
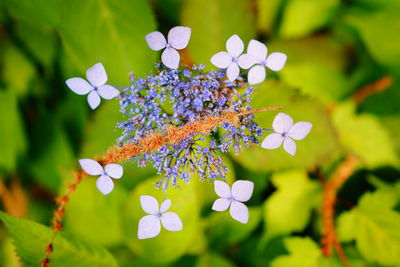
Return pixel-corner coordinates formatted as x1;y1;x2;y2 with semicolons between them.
337;189;400;266
182;0;256;66
263;170;320;240
0;211;118;267
0;89;26;173
58;0;157;83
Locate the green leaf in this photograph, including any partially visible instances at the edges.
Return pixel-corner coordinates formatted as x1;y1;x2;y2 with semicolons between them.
0;211;118;267
206;207;262;248
337;189;400;266
367;176;400;205
1;43;36;97
274;35;351;102
28;115;75;192
332;101;399;168
121;176;201;263
279;0;339;39
58;0;157;84
345;1;400;72
195;252;235;267
256;0;283;35
1;237;20;267
4;0;60;30
80;101;123;157
234;80;341;172
263;170;320;240
15;21;57;68
182;0;256;66
64;178;128;247
0;89;26;173
271;237;340;267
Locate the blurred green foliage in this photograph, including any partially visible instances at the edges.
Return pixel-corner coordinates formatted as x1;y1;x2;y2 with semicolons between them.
0;0;399;266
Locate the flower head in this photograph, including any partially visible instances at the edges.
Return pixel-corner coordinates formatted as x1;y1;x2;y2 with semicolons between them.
146;26;191;69
212;180;254;224
138;195;183;239
247;40;287;85
211;35;255;81
118;65;262;187
78;159;123;195
261;112;312;155
66;63;120;109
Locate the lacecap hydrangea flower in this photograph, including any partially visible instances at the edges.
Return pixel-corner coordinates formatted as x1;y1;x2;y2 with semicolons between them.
65;25;312;241
212;180;254;224
261;112;312;155
66;63;119;109
79;159;123;195
138;196;183;239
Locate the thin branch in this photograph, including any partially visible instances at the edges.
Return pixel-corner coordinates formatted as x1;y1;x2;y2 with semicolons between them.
321;155;358;267
352;76;392;104
42;108;279;266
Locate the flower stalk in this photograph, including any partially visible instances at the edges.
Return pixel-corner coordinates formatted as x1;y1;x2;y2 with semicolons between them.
41;107;280;266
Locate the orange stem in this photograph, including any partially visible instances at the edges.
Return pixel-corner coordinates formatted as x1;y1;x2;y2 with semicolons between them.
41;108;280;266
352;76;392;104
321;155;358;267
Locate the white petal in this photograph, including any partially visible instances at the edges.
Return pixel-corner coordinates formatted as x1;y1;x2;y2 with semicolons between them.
140;195;159;215
168;26;191;50
87;91;101;110
232;180;254;202
138;215;161;239
230;201;249;224
226;34;244;57
261;133;284;149
66;78;92;95
288;122;312;140
160;212;183;231
97;85;119;100
247;40;267;61
79;159;103;176
237;54;255;69
214;180;231;198
226;63;240;81
266;52;287;71
96;175;114;195
161;47;180;69
283;137;296;156
104;163;123;179
248;65;266;85
145;31;167;51
160;199;171;213
272;112;293;133
212;198;230;211
210;51;232;68
86;63;107;87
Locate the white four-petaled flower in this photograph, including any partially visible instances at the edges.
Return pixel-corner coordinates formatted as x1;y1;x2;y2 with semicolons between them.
66;63;120;110
212;180;254;224
138;195;183;239
210;35;255;81
261;112;312;156
145;26;191;69
247;40;287;85
78;159;123;195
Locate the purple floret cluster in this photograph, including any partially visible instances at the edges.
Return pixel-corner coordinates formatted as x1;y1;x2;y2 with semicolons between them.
117;64;263;187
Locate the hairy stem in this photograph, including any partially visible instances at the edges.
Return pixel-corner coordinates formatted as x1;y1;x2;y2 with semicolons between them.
321;155;358;267
41;107;280;266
